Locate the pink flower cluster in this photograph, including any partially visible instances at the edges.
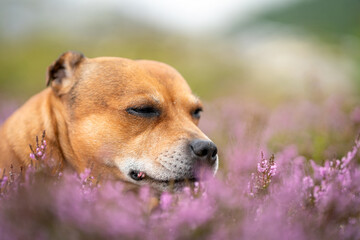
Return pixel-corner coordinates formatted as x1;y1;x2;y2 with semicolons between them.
248;152;277;196
29;130;47;161
304;136;360;208
0;97;359;240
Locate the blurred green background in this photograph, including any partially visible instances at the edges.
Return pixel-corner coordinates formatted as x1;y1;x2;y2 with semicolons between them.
1;0;359;102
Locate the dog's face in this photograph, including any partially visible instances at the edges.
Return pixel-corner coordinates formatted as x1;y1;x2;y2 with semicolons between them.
47;51;218;191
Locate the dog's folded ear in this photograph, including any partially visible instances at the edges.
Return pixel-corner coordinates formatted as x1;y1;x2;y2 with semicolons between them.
46;51;85;95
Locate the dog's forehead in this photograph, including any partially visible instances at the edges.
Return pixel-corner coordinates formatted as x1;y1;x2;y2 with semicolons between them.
80;57;195;102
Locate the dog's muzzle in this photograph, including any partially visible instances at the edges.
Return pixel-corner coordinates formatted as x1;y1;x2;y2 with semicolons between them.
118;138;219;191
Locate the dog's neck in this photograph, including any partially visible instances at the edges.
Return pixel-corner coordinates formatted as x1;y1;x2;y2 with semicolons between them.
0;88;74;172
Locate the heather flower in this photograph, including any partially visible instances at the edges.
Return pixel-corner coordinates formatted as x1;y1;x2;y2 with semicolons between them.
29;130;47;161
340;136;360;167
160;192;172;210
248;152;276;196
302;176;314;190
0;98;360;239
0;176;7;189
79;168;92;183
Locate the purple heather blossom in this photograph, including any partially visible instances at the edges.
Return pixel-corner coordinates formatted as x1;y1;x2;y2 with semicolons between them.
257;160;268;173
302;176;314;190
249;152;277;195
79;168;92;183
28;130;47;161
0;98;360;239
0;176;7;189
160;192;172;210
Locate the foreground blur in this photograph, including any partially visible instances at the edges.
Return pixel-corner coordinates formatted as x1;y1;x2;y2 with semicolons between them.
0;96;360;239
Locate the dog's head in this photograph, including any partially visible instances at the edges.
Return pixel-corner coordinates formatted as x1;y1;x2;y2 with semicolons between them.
46;51;218;191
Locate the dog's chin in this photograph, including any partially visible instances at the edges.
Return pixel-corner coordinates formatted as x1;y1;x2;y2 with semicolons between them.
126;164;218;192
125;169;198;191
148;176;199;192
116;157;219;192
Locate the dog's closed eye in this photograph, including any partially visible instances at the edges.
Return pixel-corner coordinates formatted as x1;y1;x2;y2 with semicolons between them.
191;107;202;119
126;106;160;118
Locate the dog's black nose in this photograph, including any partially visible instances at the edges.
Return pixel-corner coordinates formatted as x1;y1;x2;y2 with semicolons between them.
190;139;218;165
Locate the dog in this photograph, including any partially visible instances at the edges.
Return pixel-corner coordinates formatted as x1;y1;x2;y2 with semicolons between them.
0;51;218;191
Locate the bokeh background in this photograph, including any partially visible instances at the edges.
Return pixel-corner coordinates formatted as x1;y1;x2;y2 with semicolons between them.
1;0;360;163
2;2;360;239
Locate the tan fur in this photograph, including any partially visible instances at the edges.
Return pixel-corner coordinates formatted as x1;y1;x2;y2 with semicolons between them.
0;52;216;190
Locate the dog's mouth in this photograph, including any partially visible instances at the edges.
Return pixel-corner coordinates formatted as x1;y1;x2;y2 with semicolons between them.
128;170;198;185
